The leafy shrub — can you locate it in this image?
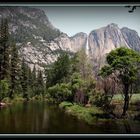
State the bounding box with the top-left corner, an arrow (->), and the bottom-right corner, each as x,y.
89,90 -> 115,113
59,101 -> 73,109
0,80 -> 9,101
2,97 -> 11,104
48,83 -> 72,103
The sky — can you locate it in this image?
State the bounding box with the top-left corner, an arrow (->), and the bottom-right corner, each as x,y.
38,5 -> 140,37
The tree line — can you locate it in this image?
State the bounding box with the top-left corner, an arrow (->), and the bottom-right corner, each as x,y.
0,18 -> 45,101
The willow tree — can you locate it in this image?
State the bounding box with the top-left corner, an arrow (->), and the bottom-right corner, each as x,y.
99,47 -> 140,117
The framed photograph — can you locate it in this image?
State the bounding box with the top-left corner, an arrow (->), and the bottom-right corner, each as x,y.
0,0 -> 140,138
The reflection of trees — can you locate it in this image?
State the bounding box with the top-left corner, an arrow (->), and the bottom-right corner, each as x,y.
123,121 -> 132,133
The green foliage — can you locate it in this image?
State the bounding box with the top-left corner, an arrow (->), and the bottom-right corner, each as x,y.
0,18 -> 10,80
45,53 -> 72,87
59,102 -> 104,125
99,47 -> 140,116
71,72 -> 86,92
99,65 -> 113,77
29,65 -> 37,97
48,83 -> 72,103
100,47 -> 140,84
112,94 -> 140,104
9,43 -> 21,98
0,79 -> 9,101
89,90 -> 114,112
20,58 -> 29,99
36,70 -> 45,96
31,95 -> 44,100
71,48 -> 93,80
2,97 -> 11,104
59,101 -> 73,109
45,49 -> 96,105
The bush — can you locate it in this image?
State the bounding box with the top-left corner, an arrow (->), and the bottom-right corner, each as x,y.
12,95 -> 25,103
59,101 -> 73,109
31,95 -> 44,100
71,73 -> 86,91
89,90 -> 115,113
48,83 -> 72,103
0,79 -> 9,101
2,97 -> 11,104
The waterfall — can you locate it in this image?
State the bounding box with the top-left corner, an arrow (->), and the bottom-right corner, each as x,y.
86,38 -> 89,56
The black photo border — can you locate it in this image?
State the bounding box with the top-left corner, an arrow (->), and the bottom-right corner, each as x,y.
0,0 -> 140,138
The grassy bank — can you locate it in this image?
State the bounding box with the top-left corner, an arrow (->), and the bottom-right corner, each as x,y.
59,101 -> 108,125
111,94 -> 140,119
2,96 -> 25,105
1,95 -> 46,105
112,94 -> 140,104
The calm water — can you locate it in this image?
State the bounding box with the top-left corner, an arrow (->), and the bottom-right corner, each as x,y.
0,101 -> 140,134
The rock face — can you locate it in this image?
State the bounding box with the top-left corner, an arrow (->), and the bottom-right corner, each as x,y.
51,32 -> 87,53
88,23 -> 140,70
121,27 -> 140,52
0,7 -> 140,72
0,7 -> 87,70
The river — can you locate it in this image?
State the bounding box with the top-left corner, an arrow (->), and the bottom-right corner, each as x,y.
0,101 -> 140,134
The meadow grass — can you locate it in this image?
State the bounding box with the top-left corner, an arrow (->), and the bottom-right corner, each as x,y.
112,94 -> 140,104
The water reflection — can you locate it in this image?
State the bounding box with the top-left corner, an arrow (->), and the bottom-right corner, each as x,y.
0,101 -> 140,133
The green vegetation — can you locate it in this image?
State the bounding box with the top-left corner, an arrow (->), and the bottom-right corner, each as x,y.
59,101 -> 73,109
0,18 -> 45,103
112,94 -> 140,104
59,102 -> 104,125
47,83 -> 72,103
0,80 -> 9,101
45,46 -> 140,121
99,47 -> 140,116
1,17 -> 140,126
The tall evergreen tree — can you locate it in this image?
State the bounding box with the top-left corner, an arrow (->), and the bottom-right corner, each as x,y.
20,58 -> 29,100
45,53 -> 71,87
31,65 -> 37,96
0,18 -> 10,80
36,70 -> 44,95
9,43 -> 20,98
0,21 -> 4,80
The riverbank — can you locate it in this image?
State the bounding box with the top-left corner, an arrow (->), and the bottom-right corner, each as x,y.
1,93 -> 140,124
59,96 -> 140,125
59,101 -> 115,125
0,95 -> 46,107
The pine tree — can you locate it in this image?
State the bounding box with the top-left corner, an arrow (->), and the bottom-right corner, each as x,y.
31,65 -> 37,96
0,18 -> 10,80
9,43 -> 20,98
36,70 -> 44,95
0,18 -> 10,81
20,58 -> 29,100
0,20 -> 4,80
27,66 -> 34,97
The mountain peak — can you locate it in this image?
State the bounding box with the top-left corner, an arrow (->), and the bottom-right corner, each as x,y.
71,32 -> 87,38
107,23 -> 119,28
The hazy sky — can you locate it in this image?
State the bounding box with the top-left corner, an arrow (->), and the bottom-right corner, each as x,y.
39,6 -> 140,37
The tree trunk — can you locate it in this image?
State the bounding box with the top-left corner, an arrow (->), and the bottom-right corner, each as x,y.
122,84 -> 129,117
